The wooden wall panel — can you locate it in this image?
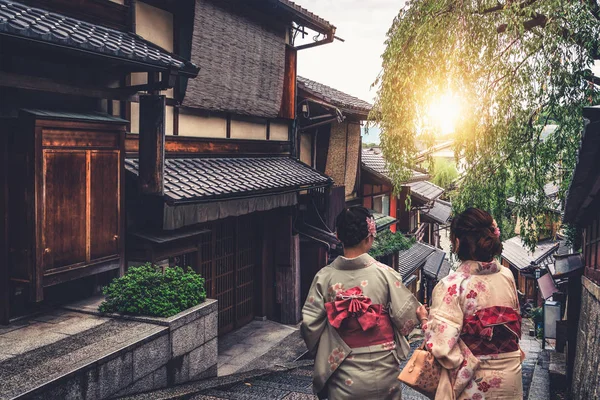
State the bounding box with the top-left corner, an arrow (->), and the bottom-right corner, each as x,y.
42,151 -> 87,272
90,151 -> 120,260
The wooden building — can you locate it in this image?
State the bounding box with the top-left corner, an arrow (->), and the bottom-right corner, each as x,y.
562,106 -> 600,398
500,236 -> 560,305
0,0 -> 199,324
0,0 -> 339,335
295,76 -> 372,303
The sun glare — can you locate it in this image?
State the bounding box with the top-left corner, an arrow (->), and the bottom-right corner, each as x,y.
427,92 -> 462,135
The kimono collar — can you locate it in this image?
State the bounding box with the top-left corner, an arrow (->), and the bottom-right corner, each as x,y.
457,259 -> 501,276
331,253 -> 378,271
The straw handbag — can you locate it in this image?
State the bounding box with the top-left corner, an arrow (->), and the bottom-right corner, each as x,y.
398,342 -> 441,399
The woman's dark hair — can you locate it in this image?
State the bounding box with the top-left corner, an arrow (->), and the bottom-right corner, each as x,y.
336,207 -> 373,248
450,207 -> 502,262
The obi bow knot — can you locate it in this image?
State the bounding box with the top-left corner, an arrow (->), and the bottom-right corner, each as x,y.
325,287 -> 383,331
462,306 -> 521,341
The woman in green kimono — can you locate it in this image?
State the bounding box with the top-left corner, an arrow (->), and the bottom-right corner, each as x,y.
301,207 -> 427,399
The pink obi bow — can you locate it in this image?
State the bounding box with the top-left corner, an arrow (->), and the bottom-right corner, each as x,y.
462,306 -> 521,340
325,287 -> 383,331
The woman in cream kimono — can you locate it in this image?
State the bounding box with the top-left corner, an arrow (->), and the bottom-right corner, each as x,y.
302,207 -> 428,399
422,208 -> 524,400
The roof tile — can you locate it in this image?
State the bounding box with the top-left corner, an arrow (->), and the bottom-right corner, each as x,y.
298,76 -> 372,114
125,157 -> 331,203
0,0 -> 198,75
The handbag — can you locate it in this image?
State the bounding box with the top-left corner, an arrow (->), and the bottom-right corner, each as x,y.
398,341 -> 441,399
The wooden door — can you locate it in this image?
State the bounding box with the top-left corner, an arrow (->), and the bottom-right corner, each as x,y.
235,216 -> 256,328
89,151 -> 120,261
214,219 -> 236,334
42,150 -> 87,272
199,217 -> 258,335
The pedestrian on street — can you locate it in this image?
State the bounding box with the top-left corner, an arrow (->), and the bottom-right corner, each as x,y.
420,207 -> 524,399
301,207 -> 428,400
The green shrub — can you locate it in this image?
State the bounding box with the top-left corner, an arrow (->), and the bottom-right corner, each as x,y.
369,230 -> 415,258
99,263 -> 206,317
531,307 -> 544,324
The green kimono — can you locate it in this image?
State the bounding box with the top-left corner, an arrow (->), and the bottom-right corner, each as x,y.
301,253 -> 421,400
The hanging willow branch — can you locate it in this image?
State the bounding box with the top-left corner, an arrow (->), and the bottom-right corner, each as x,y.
371,0 -> 600,250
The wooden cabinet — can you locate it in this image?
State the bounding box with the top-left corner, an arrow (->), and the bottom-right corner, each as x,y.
6,110 -> 126,302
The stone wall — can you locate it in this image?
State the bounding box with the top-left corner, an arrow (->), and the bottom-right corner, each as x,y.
571,276 -> 600,400
29,299 -> 218,399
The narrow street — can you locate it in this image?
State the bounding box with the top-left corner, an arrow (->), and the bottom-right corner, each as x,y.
120,319 -> 553,400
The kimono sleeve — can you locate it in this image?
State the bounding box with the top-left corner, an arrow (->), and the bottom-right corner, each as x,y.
301,270 -> 328,355
423,276 -> 465,370
384,266 -> 421,336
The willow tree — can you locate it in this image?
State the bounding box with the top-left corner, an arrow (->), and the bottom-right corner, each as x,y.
372,0 -> 600,249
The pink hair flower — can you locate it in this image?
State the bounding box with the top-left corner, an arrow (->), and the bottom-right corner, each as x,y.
367,217 -> 377,238
492,226 -> 501,238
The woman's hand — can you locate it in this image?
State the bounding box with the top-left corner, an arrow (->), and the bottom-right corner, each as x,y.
416,304 -> 429,324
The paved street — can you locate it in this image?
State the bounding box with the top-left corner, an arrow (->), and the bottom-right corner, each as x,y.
120,319 -> 554,400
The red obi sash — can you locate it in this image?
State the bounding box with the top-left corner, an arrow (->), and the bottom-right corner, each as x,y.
461,306 -> 522,356
325,287 -> 394,349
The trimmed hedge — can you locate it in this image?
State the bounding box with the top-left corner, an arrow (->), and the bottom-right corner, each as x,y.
99,263 -> 206,318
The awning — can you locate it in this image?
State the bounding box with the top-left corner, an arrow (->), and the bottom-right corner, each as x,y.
0,0 -> 199,77
126,157 -> 332,204
397,241 -> 436,280
553,253 -> 584,278
538,273 -> 560,300
370,211 -> 397,232
422,248 -> 448,280
126,157 -> 332,229
406,180 -> 444,203
421,199 -> 452,225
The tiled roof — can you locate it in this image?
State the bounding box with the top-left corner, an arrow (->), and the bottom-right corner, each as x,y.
361,149 -> 429,183
407,180 -> 444,203
422,199 -> 452,225
423,248 -> 447,279
371,211 -> 397,231
125,157 -> 331,204
298,76 -> 372,115
438,260 -> 453,280
0,0 -> 199,76
553,253 -> 584,277
277,0 -> 335,31
501,236 -> 560,270
397,242 -> 436,280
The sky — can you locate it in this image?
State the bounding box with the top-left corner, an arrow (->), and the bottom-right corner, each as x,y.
293,1 -> 406,143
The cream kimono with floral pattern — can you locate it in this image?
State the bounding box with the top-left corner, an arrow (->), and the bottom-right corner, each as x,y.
301,253 -> 421,400
424,260 -> 523,400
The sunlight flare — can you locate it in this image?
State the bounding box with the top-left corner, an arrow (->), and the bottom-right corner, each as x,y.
427,92 -> 462,135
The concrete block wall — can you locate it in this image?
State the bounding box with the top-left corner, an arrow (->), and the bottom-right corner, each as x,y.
27,299 -> 218,400
115,299 -> 219,397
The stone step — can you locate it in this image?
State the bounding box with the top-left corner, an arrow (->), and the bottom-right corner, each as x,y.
0,315 -> 166,400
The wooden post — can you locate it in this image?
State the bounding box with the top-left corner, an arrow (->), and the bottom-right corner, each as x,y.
1,134 -> 9,324
138,94 -> 166,195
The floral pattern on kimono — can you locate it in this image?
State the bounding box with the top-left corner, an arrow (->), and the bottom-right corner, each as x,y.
423,260 -> 523,400
301,253 -> 421,399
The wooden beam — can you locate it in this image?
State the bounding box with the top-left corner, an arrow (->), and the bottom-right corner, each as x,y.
279,46 -> 297,119
138,94 -> 166,195
125,135 -> 291,156
0,72 -> 140,101
0,133 -> 9,325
